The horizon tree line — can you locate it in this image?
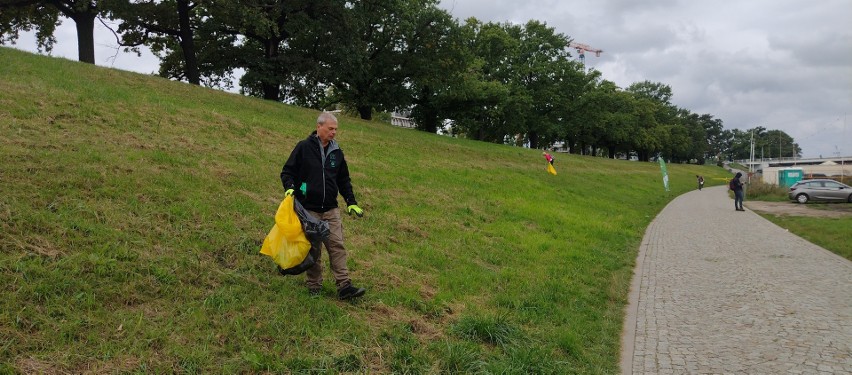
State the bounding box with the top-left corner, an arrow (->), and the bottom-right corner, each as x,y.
0,0 -> 801,162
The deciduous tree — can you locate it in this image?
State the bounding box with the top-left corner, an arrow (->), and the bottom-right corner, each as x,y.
0,0 -> 101,63
106,0 -> 232,86
210,0 -> 341,101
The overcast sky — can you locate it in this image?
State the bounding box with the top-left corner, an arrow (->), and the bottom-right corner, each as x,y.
7,0 -> 851,158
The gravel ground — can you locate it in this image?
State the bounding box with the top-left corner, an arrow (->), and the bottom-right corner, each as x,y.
745,200 -> 852,218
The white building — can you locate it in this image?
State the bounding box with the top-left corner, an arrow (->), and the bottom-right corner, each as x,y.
758,159 -> 852,185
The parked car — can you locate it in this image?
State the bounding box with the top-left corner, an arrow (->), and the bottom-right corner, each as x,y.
788,179 -> 852,203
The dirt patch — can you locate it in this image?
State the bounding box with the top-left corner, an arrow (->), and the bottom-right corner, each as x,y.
745,201 -> 852,218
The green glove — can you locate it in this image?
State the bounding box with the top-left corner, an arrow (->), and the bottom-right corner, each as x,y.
284,189 -> 294,197
347,205 -> 364,217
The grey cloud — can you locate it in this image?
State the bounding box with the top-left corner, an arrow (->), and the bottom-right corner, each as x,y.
770,32 -> 852,68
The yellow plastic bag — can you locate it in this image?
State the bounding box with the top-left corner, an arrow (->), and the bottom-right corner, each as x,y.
547,163 -> 557,175
259,196 -> 311,269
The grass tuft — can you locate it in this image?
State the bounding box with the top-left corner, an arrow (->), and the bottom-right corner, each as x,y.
451,313 -> 519,349
434,340 -> 484,373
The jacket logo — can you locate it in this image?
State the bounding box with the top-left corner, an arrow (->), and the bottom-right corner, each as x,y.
329,153 -> 337,168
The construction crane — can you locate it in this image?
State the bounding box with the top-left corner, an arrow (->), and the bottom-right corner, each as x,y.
569,42 -> 603,67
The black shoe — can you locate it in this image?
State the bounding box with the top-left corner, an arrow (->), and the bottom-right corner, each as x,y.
308,288 -> 321,297
338,285 -> 366,300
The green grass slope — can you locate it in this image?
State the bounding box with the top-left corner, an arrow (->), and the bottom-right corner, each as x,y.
0,47 -> 725,373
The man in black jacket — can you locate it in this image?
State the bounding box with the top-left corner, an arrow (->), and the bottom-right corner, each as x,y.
732,172 -> 745,211
281,112 -> 366,300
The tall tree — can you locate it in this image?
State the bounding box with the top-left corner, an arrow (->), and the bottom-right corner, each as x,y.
403,6 -> 464,133
627,80 -> 673,106
323,0 -> 436,120
728,128 -> 752,161
627,81 -> 678,161
566,79 -> 612,155
718,129 -> 735,162
210,0 -> 341,102
662,120 -> 692,163
505,20 -> 577,149
448,19 -> 516,142
666,109 -> 708,163
107,0 -> 226,86
685,113 -> 709,164
0,3 -> 59,53
599,89 -> 641,159
558,67 -> 601,154
0,0 -> 101,63
630,95 -> 664,161
763,129 -> 801,159
448,19 -> 587,148
698,114 -> 725,162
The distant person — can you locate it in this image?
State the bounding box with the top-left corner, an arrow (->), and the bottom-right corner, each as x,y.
730,172 -> 745,211
280,112 -> 366,300
697,175 -> 705,190
542,151 -> 554,166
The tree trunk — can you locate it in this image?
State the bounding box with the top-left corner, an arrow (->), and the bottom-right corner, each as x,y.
528,131 -> 538,149
72,12 -> 96,64
419,113 -> 438,133
262,83 -> 280,101
261,39 -> 281,100
357,105 -> 372,120
177,0 -> 200,85
416,87 -> 438,133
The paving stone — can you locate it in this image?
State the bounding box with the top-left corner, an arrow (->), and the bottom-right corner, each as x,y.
621,185 -> 852,374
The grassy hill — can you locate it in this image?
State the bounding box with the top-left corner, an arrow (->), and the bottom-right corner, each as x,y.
0,47 -> 725,373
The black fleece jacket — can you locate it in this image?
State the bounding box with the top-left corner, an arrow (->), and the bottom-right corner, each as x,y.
280,132 -> 357,212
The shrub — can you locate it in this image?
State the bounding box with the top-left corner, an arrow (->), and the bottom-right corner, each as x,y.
746,179 -> 790,202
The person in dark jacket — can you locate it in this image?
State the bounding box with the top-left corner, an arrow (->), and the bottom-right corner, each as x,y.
732,172 -> 745,211
281,112 -> 366,300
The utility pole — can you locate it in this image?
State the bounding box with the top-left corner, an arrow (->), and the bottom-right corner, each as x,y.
749,129 -> 755,184
835,112 -> 848,183
793,139 -> 796,164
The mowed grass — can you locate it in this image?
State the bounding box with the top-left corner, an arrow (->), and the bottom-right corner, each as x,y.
755,205 -> 852,261
759,215 -> 852,261
0,47 -> 725,373
742,179 -> 852,260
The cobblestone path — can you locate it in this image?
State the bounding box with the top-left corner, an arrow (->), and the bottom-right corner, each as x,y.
621,185 -> 852,374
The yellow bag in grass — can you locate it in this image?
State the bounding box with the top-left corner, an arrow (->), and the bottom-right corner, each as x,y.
547,163 -> 557,175
260,196 -> 311,269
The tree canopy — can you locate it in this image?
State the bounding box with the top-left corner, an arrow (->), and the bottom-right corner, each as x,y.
1,0 -> 101,63
0,1 -> 800,162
